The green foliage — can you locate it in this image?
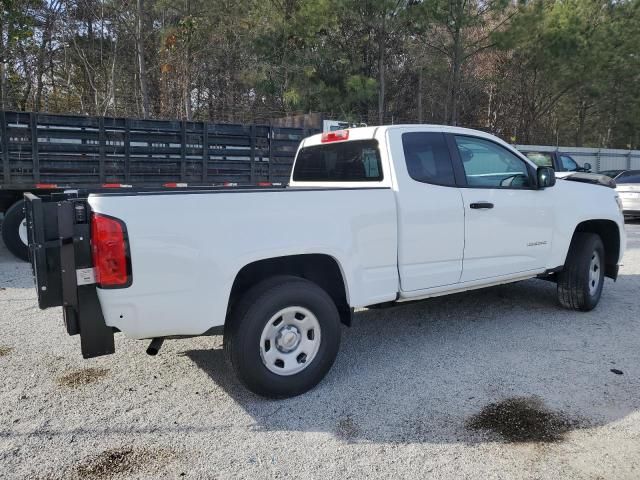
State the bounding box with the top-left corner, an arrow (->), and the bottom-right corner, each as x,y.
491,0 -> 640,145
1,0 -> 639,148
345,75 -> 378,103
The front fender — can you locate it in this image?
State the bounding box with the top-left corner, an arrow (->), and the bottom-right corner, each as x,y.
548,181 -> 625,269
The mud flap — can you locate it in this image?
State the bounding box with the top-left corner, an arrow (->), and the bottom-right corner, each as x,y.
72,287 -> 115,358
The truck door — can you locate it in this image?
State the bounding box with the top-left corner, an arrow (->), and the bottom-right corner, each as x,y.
389,130 -> 465,291
450,134 -> 554,282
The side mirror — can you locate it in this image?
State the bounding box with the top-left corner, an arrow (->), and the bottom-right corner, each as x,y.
583,162 -> 592,172
537,166 -> 556,189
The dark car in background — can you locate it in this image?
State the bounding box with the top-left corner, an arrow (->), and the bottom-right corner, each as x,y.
519,150 -> 591,177
600,170 -> 628,179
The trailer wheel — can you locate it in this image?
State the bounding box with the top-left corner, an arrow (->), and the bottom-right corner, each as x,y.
224,275 -> 341,398
1,200 -> 29,261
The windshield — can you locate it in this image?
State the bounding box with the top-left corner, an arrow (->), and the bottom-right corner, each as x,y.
559,155 -> 579,171
524,152 -> 553,167
293,139 -> 382,182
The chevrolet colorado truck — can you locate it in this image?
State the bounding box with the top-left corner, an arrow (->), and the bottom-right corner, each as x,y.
24,125 -> 626,398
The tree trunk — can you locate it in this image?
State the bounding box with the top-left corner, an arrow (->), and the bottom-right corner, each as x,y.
486,84 -> 493,128
105,37 -> 118,116
183,0 -> 192,120
378,14 -> 386,125
449,27 -> 462,126
0,18 -> 5,110
417,68 -> 423,123
184,70 -> 192,120
136,0 -> 151,119
18,47 -> 31,109
34,20 -> 53,112
576,98 -> 587,147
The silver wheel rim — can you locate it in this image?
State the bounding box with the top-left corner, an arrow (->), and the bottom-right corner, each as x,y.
18,217 -> 28,246
588,250 -> 601,296
259,306 -> 321,376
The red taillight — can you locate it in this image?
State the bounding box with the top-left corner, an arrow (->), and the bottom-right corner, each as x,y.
91,213 -> 131,288
321,129 -> 349,143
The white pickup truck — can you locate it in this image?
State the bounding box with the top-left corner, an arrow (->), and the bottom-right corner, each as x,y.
25,125 -> 625,398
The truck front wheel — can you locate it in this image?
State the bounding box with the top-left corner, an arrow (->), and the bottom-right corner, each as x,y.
2,200 -> 29,262
557,233 -> 605,311
224,275 -> 341,398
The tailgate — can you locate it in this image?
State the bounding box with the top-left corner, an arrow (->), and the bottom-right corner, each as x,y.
24,192 -> 115,358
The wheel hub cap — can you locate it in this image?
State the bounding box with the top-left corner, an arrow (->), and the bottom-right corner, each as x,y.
18,218 -> 28,246
276,325 -> 301,353
259,306 -> 321,376
589,250 -> 601,296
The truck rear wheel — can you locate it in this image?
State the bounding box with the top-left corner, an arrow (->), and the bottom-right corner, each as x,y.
224,275 -> 341,398
557,233 -> 605,311
1,200 -> 29,262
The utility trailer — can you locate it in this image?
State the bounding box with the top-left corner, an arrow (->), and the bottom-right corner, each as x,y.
0,110 -> 316,260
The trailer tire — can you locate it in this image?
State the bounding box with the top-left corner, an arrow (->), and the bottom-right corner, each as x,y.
2,200 -> 29,262
224,275 -> 341,398
557,232 -> 605,311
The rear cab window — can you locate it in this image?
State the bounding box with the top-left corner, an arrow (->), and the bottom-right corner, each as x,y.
292,140 -> 383,182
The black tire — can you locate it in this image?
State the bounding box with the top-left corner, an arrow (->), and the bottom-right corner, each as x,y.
224,275 -> 341,398
1,200 -> 29,262
557,233 -> 605,311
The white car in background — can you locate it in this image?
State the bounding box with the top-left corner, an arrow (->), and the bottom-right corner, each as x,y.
613,170 -> 640,218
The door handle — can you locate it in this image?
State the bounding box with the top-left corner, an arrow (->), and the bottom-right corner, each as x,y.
470,202 -> 494,209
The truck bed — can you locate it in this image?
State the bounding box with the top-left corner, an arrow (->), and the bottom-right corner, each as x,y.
25,185 -> 399,356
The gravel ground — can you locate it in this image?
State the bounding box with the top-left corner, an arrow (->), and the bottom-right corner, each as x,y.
1,221 -> 640,479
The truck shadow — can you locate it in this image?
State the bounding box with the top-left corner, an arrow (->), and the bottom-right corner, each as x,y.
184,274 -> 640,445
0,245 -> 34,289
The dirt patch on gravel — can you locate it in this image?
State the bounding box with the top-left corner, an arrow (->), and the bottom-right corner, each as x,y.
0,345 -> 14,356
57,367 -> 109,388
336,416 -> 360,441
466,396 -> 580,443
74,447 -> 173,479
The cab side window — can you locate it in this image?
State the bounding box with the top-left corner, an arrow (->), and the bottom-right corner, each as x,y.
402,132 -> 456,187
454,135 -> 531,189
